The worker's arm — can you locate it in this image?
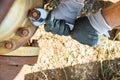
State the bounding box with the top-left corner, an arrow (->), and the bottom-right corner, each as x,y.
102,1 -> 120,28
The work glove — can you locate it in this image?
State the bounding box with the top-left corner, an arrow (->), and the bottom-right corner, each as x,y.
73,9 -> 112,46
70,16 -> 100,46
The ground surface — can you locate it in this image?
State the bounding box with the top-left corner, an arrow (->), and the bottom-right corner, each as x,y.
25,0 -> 120,80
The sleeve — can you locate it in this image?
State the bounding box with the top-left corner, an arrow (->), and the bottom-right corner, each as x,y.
52,0 -> 84,24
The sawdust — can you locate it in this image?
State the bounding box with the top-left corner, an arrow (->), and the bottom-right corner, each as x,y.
26,25 -> 120,80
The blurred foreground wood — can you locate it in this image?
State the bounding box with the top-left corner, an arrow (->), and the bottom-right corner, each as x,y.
25,58 -> 120,80
0,47 -> 39,80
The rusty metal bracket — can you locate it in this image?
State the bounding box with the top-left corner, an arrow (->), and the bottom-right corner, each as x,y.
0,0 -> 43,55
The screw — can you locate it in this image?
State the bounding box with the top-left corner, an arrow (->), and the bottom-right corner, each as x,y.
29,9 -> 41,20
18,28 -> 29,37
5,41 -> 14,49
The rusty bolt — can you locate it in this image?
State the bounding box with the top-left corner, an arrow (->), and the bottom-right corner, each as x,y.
18,28 -> 29,37
29,9 -> 41,20
5,41 -> 14,49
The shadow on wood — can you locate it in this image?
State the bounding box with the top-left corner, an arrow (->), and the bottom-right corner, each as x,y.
25,58 -> 120,80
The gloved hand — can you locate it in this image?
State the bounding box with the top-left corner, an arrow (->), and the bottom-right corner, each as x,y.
44,0 -> 112,46
45,12 -> 100,46
72,9 -> 112,46
45,9 -> 112,46
70,16 -> 99,46
71,16 -> 102,46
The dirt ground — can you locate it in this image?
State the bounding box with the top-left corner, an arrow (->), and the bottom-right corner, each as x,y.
25,0 -> 120,80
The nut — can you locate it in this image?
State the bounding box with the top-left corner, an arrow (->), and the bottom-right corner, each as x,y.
5,41 -> 14,49
29,9 -> 41,20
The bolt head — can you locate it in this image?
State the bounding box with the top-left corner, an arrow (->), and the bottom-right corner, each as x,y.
18,28 -> 29,37
29,9 -> 41,20
22,29 -> 29,36
5,41 -> 13,49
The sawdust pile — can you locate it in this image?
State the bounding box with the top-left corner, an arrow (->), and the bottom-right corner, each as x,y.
33,26 -> 120,68
26,26 -> 120,80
